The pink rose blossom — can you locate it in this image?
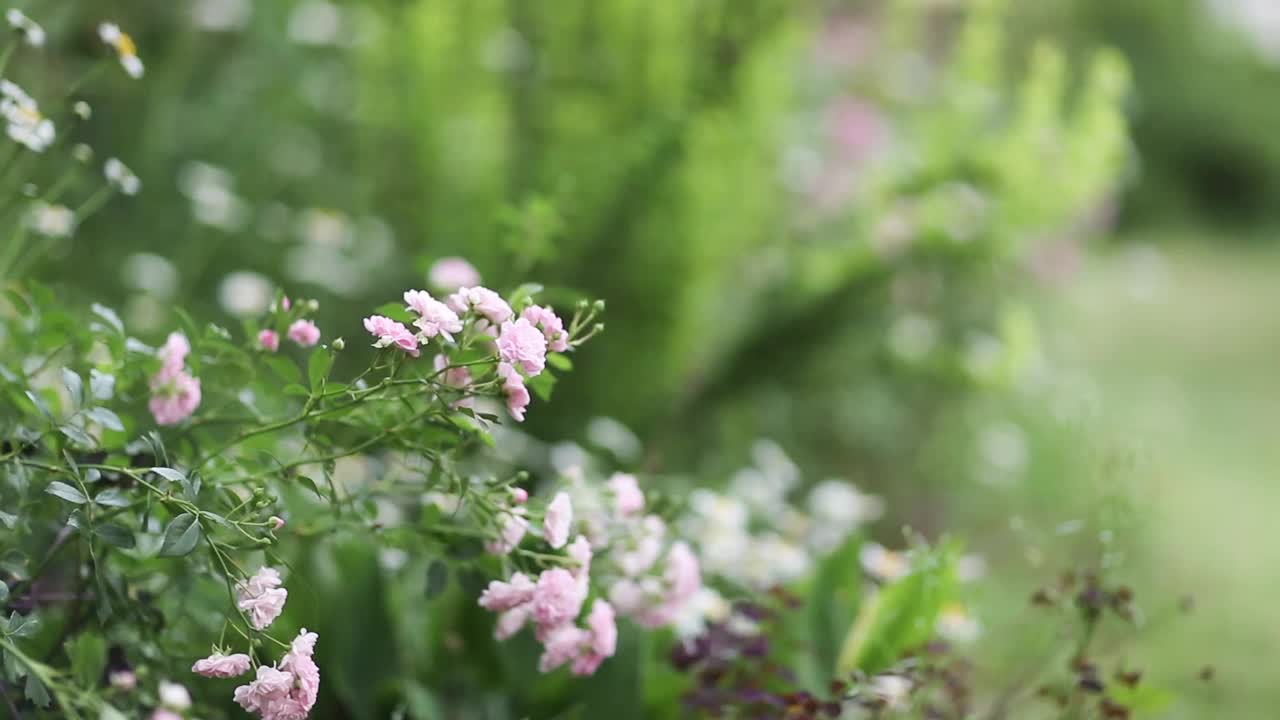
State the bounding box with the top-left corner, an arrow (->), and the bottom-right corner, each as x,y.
257,329 -> 280,352
571,600 -> 618,676
478,572 -> 536,612
445,286 -> 512,324
566,535 -> 592,578
494,606 -> 530,640
607,578 -> 645,616
429,257 -> 481,291
280,629 -> 320,715
521,305 -> 569,353
543,492 -> 572,549
532,568 -> 586,628
236,566 -> 288,630
149,371 -> 202,426
497,318 -> 547,376
192,652 -> 252,678
485,509 -> 528,555
608,473 -> 645,516
538,623 -> 589,673
157,332 -> 191,380
635,541 -> 702,628
404,289 -> 463,342
233,665 -> 293,715
500,366 -> 531,422
281,295 -> 291,311
287,319 -> 320,347
363,315 -> 420,357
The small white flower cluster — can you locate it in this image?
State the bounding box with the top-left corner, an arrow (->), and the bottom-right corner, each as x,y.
1,79 -> 54,152
680,440 -> 885,591
6,9 -> 44,47
98,22 -> 144,78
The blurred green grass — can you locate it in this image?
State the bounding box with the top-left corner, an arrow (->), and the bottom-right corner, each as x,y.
1051,232 -> 1280,719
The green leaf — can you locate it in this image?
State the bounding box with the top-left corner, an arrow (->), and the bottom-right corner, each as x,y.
59,424 -> 96,448
547,352 -> 574,371
150,467 -> 186,484
93,488 -> 132,508
8,611 -> 39,637
805,537 -> 866,676
67,632 -> 107,688
99,705 -> 129,720
94,523 -> 135,549
46,481 -> 88,505
24,390 -> 52,420
25,673 -> 51,708
297,475 -> 326,501
62,368 -> 84,407
0,581 -> 7,606
264,356 -> 303,385
507,282 -> 545,307
158,514 -> 202,557
84,407 -> 124,432
526,370 -> 557,402
89,369 -> 115,400
308,347 -> 333,392
283,384 -> 310,397
425,560 -> 449,599
90,303 -> 124,334
836,540 -> 961,674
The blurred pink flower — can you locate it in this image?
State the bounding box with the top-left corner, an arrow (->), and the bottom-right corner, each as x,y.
635,541 -> 702,628
149,371 -> 201,426
287,319 -> 320,347
538,623 -> 588,673
280,630 -> 319,715
494,606 -> 531,640
446,286 -> 512,324
608,473 -> 644,516
521,305 -> 569,353
571,600 -> 617,676
478,572 -> 536,612
236,566 -> 288,630
157,332 -> 191,380
532,568 -> 586,628
429,257 -> 480,291
192,652 -> 252,678
543,492 -> 572,549
497,318 -> 547,376
150,711 -> 182,720
485,508 -> 528,555
566,535 -> 592,578
500,365 -> 530,422
404,289 -> 462,341
362,315 -> 420,357
232,666 -> 293,717
432,354 -> 473,408
257,329 -> 280,352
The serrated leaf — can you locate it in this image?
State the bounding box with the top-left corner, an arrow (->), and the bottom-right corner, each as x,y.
45,481 -> 87,504
308,347 -> 333,392
158,514 -> 201,557
0,510 -> 17,528
546,353 -> 573,371
149,467 -> 186,483
89,369 -> 115,400
8,611 -> 39,637
297,475 -> 326,500
90,303 -> 124,334
62,368 -> 84,407
526,371 -> 556,402
94,523 -> 135,549
25,673 -> 50,707
67,633 -> 107,688
23,390 -> 52,420
93,488 -> 132,508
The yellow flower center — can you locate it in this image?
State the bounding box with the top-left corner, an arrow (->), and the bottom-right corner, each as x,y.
115,33 -> 137,58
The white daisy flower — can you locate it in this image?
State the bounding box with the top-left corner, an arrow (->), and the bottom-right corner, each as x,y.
0,79 -> 54,151
104,158 -> 141,195
28,202 -> 75,238
859,542 -> 911,583
936,602 -> 981,644
6,9 -> 45,47
98,22 -> 144,78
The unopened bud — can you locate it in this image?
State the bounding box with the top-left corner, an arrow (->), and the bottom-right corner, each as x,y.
510,487 -> 528,505
108,670 -> 136,691
306,299 -> 320,312
592,300 -> 605,313
268,516 -> 285,531
73,101 -> 91,120
72,144 -> 93,163
331,337 -> 345,351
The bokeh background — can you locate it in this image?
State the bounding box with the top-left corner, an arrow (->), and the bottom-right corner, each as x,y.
13,0 -> 1278,717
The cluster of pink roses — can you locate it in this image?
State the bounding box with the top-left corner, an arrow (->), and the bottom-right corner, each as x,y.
191,567 -> 319,720
148,333 -> 202,426
477,474 -> 702,675
256,296 -> 321,352
361,279 -> 570,422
